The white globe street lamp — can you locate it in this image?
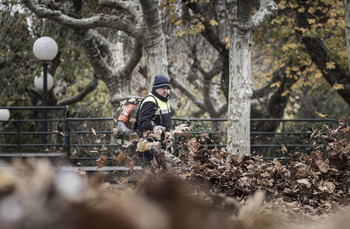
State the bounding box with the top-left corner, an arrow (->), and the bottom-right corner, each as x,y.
34,72 -> 54,91
33,36 -> 58,105
33,36 -> 58,147
0,109 -> 10,121
33,36 -> 58,61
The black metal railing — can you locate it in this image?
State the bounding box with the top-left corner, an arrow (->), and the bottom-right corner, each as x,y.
0,106 -> 68,157
0,106 -> 338,162
172,117 -> 338,159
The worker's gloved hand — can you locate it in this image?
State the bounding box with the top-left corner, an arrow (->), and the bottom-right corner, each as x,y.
150,145 -> 159,154
153,125 -> 166,131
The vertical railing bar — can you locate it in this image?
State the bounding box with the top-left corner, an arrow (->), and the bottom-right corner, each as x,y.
63,107 -> 67,153
65,105 -> 71,160
281,120 -> 286,154
17,109 -> 21,153
173,118 -> 177,156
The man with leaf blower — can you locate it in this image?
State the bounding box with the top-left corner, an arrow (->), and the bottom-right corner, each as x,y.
137,74 -> 173,166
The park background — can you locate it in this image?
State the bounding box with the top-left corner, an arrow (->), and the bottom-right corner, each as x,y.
1,1 -> 350,228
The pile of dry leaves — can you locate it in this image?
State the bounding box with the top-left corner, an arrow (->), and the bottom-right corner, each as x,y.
110,118 -> 350,217
172,118 -> 350,216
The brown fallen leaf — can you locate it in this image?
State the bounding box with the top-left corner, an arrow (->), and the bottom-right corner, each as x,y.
100,145 -> 108,152
91,128 -> 97,135
126,160 -> 135,173
116,151 -> 132,162
54,130 -> 69,136
96,154 -> 107,169
315,111 -> 327,119
71,148 -> 78,158
136,140 -> 153,152
187,138 -> 200,153
315,158 -> 329,173
281,144 -> 288,154
171,124 -> 190,135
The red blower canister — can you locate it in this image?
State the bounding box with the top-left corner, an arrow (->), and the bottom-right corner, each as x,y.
117,104 -> 137,124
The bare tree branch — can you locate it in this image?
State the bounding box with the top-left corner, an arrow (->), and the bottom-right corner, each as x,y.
98,0 -> 142,24
251,0 -> 278,34
78,29 -> 112,77
139,0 -> 164,50
22,0 -> 145,40
57,76 -> 99,106
200,59 -> 223,117
170,76 -> 206,110
199,57 -> 222,81
121,40 -> 143,77
182,0 -> 226,54
217,103 -> 228,116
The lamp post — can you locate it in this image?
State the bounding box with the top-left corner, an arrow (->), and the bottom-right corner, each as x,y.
33,36 -> 58,146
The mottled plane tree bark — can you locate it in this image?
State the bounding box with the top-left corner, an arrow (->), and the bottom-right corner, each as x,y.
225,0 -> 278,157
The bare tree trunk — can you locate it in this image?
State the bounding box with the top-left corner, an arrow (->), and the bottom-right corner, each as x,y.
226,0 -> 278,157
144,36 -> 168,90
227,26 -> 253,157
140,0 -> 168,89
344,0 -> 350,72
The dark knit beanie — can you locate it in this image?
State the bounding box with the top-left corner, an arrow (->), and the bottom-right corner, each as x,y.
153,75 -> 170,89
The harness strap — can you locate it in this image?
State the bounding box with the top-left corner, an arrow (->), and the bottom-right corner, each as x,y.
141,94 -> 163,126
